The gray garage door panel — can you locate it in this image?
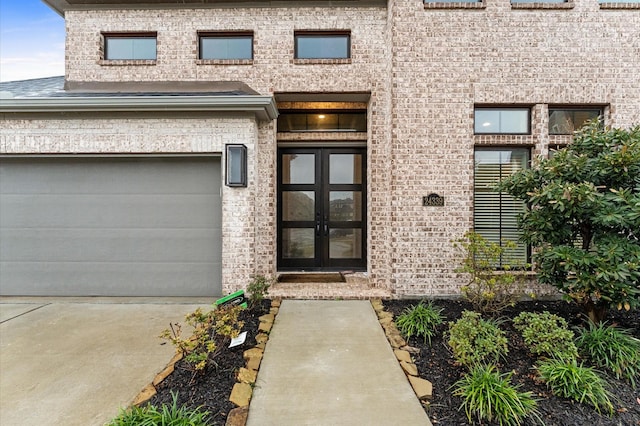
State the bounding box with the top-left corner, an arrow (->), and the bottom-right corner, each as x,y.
0,157 -> 222,297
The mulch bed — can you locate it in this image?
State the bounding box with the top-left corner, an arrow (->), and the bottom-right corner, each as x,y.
146,298 -> 639,426
384,299 -> 640,426
147,300 -> 271,426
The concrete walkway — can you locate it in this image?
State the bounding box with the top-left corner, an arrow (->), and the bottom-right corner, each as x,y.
247,300 -> 432,426
0,298 -> 207,426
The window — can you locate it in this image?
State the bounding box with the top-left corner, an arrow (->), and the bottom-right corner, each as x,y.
199,32 -> 253,60
474,148 -> 530,265
294,32 -> 350,59
548,107 -> 602,135
511,0 -> 567,3
277,111 -> 366,132
474,108 -> 530,134
103,33 -> 157,60
424,0 -> 481,2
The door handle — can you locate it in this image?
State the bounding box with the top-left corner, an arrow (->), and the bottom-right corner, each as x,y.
324,216 -> 329,236
316,220 -> 321,236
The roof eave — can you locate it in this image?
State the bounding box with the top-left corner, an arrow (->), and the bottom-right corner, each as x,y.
0,95 -> 279,121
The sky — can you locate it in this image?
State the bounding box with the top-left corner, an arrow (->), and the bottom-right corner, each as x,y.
0,0 -> 65,82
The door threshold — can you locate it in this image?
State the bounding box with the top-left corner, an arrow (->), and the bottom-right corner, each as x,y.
277,272 -> 346,283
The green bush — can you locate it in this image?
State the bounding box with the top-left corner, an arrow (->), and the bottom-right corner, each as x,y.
448,310 -> 508,368
246,274 -> 273,309
513,311 -> 578,361
160,304 -> 244,373
108,392 -> 210,426
576,322 -> 640,388
453,232 -> 531,316
536,357 -> 614,415
395,300 -> 444,345
453,364 -> 541,426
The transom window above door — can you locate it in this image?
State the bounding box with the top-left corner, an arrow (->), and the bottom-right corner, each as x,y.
294,31 -> 351,59
102,32 -> 157,60
199,32 -> 253,60
278,111 -> 366,132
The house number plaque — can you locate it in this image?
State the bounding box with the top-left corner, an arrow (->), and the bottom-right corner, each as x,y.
423,193 -> 445,207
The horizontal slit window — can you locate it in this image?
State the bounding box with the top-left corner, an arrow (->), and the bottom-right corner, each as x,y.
277,112 -> 366,132
199,32 -> 253,60
474,107 -> 530,134
103,33 -> 157,60
294,32 -> 350,59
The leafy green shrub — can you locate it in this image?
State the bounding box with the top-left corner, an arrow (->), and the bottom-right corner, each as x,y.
513,311 -> 578,361
160,304 -> 244,373
453,232 -> 531,316
108,392 -> 210,426
395,300 -> 444,345
246,274 -> 273,309
448,310 -> 508,368
536,357 -> 614,415
576,322 -> 640,388
453,364 -> 541,426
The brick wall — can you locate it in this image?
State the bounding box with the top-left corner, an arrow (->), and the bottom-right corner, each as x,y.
6,0 -> 639,297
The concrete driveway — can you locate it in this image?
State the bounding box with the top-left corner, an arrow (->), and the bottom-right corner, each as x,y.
0,297 -> 209,426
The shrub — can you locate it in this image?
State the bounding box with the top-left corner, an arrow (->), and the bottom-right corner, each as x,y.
395,300 -> 444,345
576,322 -> 640,388
453,232 -> 531,316
513,311 -> 578,361
160,304 -> 244,373
453,364 -> 541,426
448,310 -> 508,368
246,274 -> 273,309
536,357 -> 614,415
108,392 -> 210,426
498,121 -> 640,323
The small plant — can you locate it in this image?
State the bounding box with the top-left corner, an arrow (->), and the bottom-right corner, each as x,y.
395,300 -> 444,345
107,391 -> 210,425
453,364 -> 541,426
453,232 -> 531,316
160,304 -> 244,374
576,321 -> 640,388
246,274 -> 273,309
536,357 -> 614,415
513,311 -> 578,361
447,310 -> 508,368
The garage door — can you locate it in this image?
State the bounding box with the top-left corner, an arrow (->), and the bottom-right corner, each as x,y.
0,157 -> 222,296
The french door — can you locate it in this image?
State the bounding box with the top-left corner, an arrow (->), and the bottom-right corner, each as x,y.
277,148 -> 366,270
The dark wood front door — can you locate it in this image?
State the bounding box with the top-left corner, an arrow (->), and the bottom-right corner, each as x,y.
277,148 -> 366,270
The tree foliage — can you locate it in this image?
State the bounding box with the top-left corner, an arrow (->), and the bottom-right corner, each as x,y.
499,120 -> 640,322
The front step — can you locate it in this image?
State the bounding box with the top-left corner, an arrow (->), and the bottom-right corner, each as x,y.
270,272 -> 391,300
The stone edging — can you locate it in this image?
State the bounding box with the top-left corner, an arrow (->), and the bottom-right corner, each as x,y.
370,299 -> 433,402
128,299 -> 282,426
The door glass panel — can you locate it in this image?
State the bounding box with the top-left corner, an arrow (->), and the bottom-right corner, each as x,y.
282,228 -> 315,258
329,191 -> 362,221
282,154 -> 315,184
329,229 -> 362,259
330,154 -> 362,184
282,191 -> 315,221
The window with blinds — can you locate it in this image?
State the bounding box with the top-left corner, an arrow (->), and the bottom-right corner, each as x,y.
474,148 -> 530,266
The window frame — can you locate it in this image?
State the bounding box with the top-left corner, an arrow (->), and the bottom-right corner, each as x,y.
294,31 -> 351,60
102,32 -> 157,61
277,110 -> 367,133
548,106 -> 603,135
198,31 -> 254,61
474,107 -> 531,135
474,147 -> 531,267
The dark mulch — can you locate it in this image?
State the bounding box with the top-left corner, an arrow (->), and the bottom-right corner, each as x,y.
384,299 -> 640,426
148,300 -> 271,426
146,298 -> 639,426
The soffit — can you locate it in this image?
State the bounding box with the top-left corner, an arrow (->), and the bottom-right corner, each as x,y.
43,0 -> 387,15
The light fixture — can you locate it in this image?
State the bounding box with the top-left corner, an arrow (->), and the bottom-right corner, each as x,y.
318,114 -> 326,119
225,144 -> 247,187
